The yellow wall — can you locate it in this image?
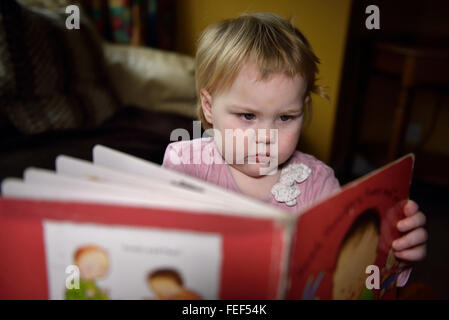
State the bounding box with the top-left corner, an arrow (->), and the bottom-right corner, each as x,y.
175,0 -> 352,163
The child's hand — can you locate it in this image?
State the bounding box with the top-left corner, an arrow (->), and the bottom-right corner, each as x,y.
392,200 -> 427,262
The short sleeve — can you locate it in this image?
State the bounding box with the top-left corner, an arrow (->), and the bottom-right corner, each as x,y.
318,166 -> 341,199
306,163 -> 341,206
162,140 -> 208,179
162,142 -> 189,174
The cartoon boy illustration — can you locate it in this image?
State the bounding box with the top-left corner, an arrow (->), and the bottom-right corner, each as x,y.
379,249 -> 400,298
147,268 -> 202,300
332,210 -> 380,300
302,272 -> 325,300
65,245 -> 109,300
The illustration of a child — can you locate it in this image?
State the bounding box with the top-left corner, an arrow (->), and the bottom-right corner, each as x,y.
65,245 -> 109,300
332,210 -> 380,299
162,13 -> 427,288
147,269 -> 202,300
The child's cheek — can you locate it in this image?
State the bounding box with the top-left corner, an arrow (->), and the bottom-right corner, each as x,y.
219,131 -> 250,164
277,131 -> 301,164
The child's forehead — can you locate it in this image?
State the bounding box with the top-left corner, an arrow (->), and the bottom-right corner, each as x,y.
221,62 -> 306,99
237,60 -> 264,78
235,60 -> 302,84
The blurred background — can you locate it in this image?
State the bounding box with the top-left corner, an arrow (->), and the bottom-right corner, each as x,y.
0,0 -> 448,299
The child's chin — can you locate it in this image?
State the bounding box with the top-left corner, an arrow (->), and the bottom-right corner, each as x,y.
239,163 -> 277,177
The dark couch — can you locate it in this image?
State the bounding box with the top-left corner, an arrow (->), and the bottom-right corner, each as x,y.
0,1 -> 199,182
0,107 -> 198,181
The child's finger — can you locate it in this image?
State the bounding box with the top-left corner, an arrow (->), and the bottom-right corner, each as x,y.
394,244 -> 427,262
392,227 -> 428,251
403,199 -> 419,217
397,211 -> 426,232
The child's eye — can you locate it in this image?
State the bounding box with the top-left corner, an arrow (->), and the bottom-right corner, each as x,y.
279,115 -> 293,121
240,113 -> 255,120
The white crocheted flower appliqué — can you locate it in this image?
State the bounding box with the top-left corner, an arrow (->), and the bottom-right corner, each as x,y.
271,163 -> 311,207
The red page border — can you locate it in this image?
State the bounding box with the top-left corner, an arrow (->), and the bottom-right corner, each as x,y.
0,198 -> 285,300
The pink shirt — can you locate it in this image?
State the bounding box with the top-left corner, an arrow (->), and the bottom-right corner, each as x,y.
162,137 -> 340,214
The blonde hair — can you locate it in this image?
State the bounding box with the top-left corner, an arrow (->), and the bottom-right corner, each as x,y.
195,12 -> 327,130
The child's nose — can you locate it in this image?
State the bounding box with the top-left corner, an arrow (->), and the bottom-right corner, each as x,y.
255,128 -> 277,144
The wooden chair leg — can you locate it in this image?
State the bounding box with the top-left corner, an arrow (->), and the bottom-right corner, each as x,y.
387,56 -> 416,162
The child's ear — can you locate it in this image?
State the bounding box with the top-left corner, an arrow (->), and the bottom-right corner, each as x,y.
200,89 -> 213,125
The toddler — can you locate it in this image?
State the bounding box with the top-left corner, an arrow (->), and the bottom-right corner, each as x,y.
162,13 -> 427,289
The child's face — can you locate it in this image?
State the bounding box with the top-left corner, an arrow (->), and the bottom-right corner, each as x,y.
201,60 -> 307,177
76,249 -> 109,281
150,276 -> 182,298
332,221 -> 379,299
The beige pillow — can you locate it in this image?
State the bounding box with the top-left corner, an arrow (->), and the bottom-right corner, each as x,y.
104,43 -> 197,119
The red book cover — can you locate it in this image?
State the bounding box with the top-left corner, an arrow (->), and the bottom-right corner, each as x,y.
0,199 -> 286,300
0,154 -> 414,300
287,154 -> 414,300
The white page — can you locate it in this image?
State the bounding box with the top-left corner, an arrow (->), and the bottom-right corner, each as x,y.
2,172 -> 216,213
2,178 -> 159,208
20,168 -> 259,214
2,176 -> 208,211
44,220 -> 222,300
2,167 -> 280,218
55,155 -> 233,209
92,145 -> 286,217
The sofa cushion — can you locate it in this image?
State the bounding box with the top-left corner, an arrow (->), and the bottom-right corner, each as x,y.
0,0 -> 120,135
104,43 -> 197,119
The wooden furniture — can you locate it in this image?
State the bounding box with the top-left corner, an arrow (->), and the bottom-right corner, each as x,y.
370,42 -> 449,162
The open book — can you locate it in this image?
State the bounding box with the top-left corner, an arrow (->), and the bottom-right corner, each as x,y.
0,145 -> 414,300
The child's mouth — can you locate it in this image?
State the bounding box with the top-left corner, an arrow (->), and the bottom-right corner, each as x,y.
248,154 -> 271,164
